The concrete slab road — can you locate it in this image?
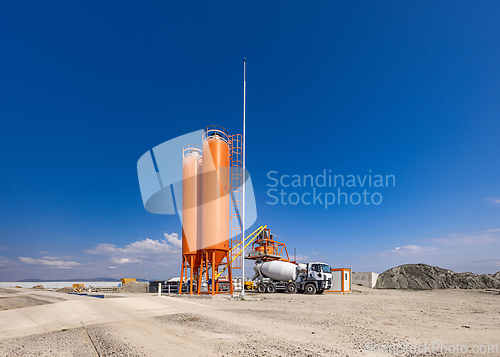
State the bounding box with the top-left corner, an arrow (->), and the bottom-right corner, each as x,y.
0,288 -> 212,340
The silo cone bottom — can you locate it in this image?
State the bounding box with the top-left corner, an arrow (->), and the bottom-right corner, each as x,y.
202,250 -> 233,296
179,254 -> 201,295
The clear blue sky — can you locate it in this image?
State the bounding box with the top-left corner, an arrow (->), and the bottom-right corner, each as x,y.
1,1 -> 499,280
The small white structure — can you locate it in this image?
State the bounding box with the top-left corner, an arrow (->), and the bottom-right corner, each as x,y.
233,278 -> 242,292
328,268 -> 351,292
352,272 -> 379,288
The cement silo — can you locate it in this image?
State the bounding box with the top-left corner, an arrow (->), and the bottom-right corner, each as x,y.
196,151 -> 204,295
180,145 -> 202,295
202,125 -> 231,295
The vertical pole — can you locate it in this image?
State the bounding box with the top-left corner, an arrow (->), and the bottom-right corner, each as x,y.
195,267 -> 199,295
179,257 -> 184,295
348,268 -> 351,292
228,254 -> 233,295
241,58 -> 246,297
211,251 -> 216,296
197,258 -> 202,295
205,252 -> 209,291
158,282 -> 161,296
189,256 -> 194,295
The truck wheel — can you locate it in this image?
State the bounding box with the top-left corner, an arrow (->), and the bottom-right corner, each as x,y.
266,283 -> 276,293
286,283 -> 296,294
257,283 -> 266,293
304,283 -> 316,295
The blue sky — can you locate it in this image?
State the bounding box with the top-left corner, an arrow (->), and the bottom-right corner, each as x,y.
1,1 -> 499,280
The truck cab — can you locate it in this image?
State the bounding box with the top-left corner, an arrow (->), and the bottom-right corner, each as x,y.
296,262 -> 332,294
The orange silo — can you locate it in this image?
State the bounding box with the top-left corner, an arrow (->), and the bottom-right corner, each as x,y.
201,125 -> 232,295
180,145 -> 202,295
196,154 -> 204,295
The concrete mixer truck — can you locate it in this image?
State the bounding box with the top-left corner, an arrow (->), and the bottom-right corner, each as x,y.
251,260 -> 332,294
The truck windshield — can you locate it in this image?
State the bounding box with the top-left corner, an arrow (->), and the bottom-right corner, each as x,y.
321,265 -> 331,273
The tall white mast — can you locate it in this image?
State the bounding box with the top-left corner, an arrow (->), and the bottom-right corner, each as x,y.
241,58 -> 246,296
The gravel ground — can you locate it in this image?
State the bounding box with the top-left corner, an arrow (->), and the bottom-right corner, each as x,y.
0,325 -> 146,357
86,324 -> 145,357
155,313 -> 344,356
0,328 -> 96,357
0,287 -> 498,356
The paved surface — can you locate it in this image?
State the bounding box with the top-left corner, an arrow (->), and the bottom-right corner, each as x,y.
0,288 -> 212,340
0,288 -> 67,311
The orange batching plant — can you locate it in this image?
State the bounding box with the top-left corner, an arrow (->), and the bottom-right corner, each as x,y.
180,125 -> 243,296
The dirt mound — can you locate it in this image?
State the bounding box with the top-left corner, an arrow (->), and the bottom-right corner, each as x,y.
32,285 -> 44,289
375,264 -> 500,290
56,287 -> 76,293
119,281 -> 148,293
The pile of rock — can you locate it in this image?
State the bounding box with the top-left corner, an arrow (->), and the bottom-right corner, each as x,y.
119,281 -> 148,293
32,285 -> 44,289
56,287 -> 76,293
375,264 -> 500,290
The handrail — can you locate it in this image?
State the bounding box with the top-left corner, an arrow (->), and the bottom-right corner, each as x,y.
202,125 -> 229,144
215,225 -> 267,279
182,144 -> 202,159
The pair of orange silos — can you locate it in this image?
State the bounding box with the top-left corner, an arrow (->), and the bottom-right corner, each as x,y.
181,126 -> 231,295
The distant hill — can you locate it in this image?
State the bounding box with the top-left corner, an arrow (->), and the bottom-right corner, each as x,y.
15,278 -> 121,282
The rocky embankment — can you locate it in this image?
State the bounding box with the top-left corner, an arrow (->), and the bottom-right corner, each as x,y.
375,263 -> 500,290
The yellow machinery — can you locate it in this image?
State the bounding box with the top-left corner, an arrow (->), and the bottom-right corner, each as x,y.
244,281 -> 254,290
72,284 -> 84,292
